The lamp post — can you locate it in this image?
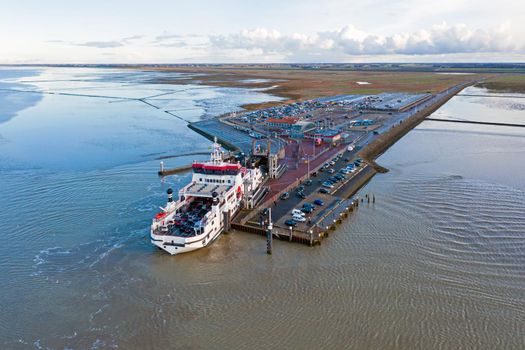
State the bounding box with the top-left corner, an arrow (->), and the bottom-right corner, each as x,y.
307,155 -> 310,180
266,208 -> 273,255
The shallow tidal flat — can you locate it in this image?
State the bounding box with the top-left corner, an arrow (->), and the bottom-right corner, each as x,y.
0,67 -> 523,349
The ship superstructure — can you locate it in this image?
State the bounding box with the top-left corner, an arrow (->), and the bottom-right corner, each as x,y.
151,138 -> 264,255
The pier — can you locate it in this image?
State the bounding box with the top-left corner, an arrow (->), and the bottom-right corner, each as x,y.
425,118 -> 525,128
457,93 -> 525,99
158,164 -> 193,176
160,81 -> 475,248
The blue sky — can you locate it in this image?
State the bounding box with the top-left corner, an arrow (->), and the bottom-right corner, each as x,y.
1,0 -> 524,63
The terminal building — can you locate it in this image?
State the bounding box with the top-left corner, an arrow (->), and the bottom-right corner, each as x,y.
266,117 -> 299,129
266,117 -> 316,138
305,129 -> 343,145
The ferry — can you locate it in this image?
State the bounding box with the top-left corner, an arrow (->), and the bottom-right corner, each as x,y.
150,138 -> 265,255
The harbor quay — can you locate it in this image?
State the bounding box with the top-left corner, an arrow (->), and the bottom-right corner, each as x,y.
161,82 -> 475,248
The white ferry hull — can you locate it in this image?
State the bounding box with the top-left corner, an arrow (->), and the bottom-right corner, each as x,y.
150,138 -> 264,256
150,224 -> 223,255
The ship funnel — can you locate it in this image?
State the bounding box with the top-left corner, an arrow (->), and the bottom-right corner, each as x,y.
167,188 -> 173,202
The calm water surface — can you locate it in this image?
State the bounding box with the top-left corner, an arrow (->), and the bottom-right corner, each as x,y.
0,69 -> 524,349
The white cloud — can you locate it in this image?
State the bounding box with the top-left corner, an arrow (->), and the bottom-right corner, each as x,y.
48,36 -> 144,49
209,23 -> 523,59
38,22 -> 525,63
77,41 -> 123,48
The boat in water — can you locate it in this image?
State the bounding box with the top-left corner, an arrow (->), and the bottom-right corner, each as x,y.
150,138 -> 265,255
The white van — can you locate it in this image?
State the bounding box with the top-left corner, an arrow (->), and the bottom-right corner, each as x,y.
292,214 -> 306,222
292,209 -> 305,216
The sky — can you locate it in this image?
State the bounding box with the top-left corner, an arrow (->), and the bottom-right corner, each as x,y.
1,0 -> 524,63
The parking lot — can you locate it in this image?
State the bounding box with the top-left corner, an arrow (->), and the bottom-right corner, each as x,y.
266,149 -> 367,231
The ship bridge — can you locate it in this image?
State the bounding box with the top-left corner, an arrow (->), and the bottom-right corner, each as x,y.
191,162 -> 241,176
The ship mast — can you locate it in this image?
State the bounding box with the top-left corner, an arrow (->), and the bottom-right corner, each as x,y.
210,136 -> 223,164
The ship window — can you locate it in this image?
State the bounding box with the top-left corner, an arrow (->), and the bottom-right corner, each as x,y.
200,178 -> 202,181
228,180 -> 231,183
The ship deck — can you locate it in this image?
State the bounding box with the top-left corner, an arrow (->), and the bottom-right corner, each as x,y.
183,182 -> 232,197
154,197 -> 214,238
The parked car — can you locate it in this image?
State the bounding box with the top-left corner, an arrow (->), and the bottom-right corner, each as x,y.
284,219 -> 297,227
305,179 -> 313,185
328,169 -> 335,174
280,192 -> 290,200
314,199 -> 324,206
301,206 -> 313,214
297,185 -> 305,192
292,215 -> 306,222
303,203 -> 315,210
319,188 -> 330,194
322,182 -> 334,188
297,192 -> 306,199
292,209 -> 305,216
311,172 -> 318,177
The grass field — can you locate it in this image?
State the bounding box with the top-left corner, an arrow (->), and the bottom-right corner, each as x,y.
476,74 -> 525,94
144,66 -> 487,110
